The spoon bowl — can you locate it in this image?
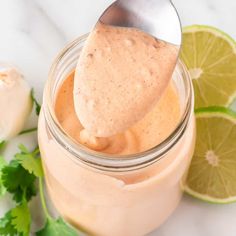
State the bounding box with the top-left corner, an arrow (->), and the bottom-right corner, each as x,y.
99,0 -> 182,46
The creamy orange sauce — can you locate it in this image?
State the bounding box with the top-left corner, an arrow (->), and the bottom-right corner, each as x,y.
55,72 -> 180,155
73,22 -> 178,137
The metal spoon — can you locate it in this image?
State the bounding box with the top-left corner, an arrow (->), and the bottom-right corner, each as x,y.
99,0 -> 182,46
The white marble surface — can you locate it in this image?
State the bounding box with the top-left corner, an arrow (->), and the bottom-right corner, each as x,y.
0,0 -> 236,235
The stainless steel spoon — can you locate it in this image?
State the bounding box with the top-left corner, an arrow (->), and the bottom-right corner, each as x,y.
99,0 -> 182,46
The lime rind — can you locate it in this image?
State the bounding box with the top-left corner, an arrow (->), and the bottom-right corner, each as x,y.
195,106 -> 236,118
184,106 -> 236,204
185,185 -> 236,204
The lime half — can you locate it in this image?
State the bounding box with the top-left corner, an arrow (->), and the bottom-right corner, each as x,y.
181,25 -> 236,108
185,107 -> 236,203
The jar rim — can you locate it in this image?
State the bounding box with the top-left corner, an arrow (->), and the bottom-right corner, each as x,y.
44,34 -> 194,172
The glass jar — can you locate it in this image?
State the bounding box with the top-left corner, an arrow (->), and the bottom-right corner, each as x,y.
38,34 -> 195,236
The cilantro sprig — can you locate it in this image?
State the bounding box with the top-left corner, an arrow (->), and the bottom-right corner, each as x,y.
0,145 -> 79,236
31,89 -> 41,116
0,145 -> 38,236
2,160 -> 37,203
19,127 -> 38,136
0,196 -> 31,236
0,141 -> 6,151
0,156 -> 7,196
36,217 -> 78,236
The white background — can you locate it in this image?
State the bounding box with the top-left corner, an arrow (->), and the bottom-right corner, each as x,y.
0,0 -> 236,235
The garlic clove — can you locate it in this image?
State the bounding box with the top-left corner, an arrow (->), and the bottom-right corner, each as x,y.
0,64 -> 32,140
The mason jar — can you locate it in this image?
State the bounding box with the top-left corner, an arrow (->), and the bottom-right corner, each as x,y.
38,34 -> 195,236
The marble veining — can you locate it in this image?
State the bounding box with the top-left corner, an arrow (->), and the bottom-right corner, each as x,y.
0,1 -> 235,235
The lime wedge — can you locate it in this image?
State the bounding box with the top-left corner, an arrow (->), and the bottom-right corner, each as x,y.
185,107 -> 236,203
181,25 -> 236,108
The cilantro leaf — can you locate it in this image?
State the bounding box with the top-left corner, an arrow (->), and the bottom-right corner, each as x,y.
0,156 -> 7,169
36,218 -> 78,236
0,141 -> 6,151
15,145 -> 43,178
2,160 -> 37,203
0,202 -> 30,236
11,201 -> 31,236
0,156 -> 7,196
0,211 -> 18,236
18,144 -> 29,153
31,89 -> 41,116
